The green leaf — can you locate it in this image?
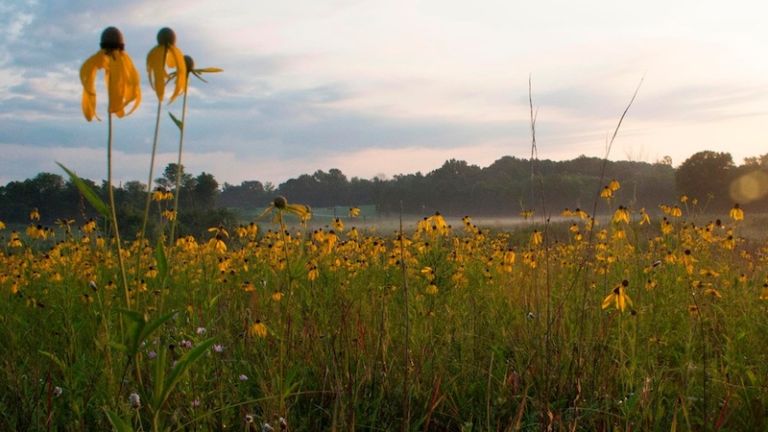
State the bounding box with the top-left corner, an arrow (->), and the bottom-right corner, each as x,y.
168,112 -> 183,131
57,162 -> 109,218
155,241 -> 169,281
117,308 -> 145,325
152,346 -> 168,409
137,310 -> 177,349
159,338 -> 216,408
208,294 -> 221,309
105,409 -> 134,432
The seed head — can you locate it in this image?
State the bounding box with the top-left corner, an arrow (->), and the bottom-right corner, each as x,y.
100,27 -> 125,51
156,27 -> 176,46
273,196 -> 288,209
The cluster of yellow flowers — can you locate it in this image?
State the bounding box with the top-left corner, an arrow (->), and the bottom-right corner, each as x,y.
1,196 -> 760,344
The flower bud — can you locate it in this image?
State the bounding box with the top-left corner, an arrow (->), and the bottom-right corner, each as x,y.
184,55 -> 195,71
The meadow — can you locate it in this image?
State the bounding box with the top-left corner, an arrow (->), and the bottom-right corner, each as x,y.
3,25 -> 768,432
2,197 -> 768,431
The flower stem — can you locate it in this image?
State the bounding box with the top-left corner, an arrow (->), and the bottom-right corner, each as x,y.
107,113 -> 131,309
168,76 -> 190,249
136,47 -> 168,281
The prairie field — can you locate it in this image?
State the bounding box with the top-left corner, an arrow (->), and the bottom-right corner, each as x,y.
2,201 -> 768,431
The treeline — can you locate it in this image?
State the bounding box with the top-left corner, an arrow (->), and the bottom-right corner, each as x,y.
0,164 -> 236,239
2,151 -> 768,236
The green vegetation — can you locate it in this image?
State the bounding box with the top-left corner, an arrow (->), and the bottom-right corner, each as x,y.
2,192 -> 768,430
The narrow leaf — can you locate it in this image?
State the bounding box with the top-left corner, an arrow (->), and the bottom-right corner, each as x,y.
160,338 -> 216,408
155,241 -> 169,281
116,309 -> 147,355
57,162 -> 109,217
137,310 -> 177,347
152,346 -> 168,409
168,112 -> 183,130
105,409 -> 135,432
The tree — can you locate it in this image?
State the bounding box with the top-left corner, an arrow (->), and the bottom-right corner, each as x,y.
156,163 -> 193,190
192,172 -> 219,210
676,151 -> 734,209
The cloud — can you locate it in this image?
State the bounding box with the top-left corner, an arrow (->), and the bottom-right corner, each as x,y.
2,0 -> 768,186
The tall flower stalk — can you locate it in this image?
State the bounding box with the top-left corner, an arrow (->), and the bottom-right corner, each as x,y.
167,56 -> 222,248
80,26 -> 141,309
137,28 -> 186,281
167,60 -> 190,248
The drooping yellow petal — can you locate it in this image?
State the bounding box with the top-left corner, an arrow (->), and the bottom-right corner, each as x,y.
601,293 -> 614,310
79,51 -> 107,121
195,67 -> 223,73
108,52 -> 127,116
286,203 -> 311,220
121,52 -> 141,115
146,44 -> 167,101
167,45 -> 186,103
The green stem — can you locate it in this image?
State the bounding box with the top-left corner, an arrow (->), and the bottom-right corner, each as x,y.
136,48 -> 167,282
107,113 -> 131,310
168,76 -> 190,249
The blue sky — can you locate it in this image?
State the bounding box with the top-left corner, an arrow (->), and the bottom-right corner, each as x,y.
1,0 -> 767,185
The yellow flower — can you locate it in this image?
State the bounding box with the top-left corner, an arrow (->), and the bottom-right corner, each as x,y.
426,284 -> 439,295
0,220 -> 5,230
608,179 -> 621,192
29,208 -> 40,221
612,206 -> 630,224
146,27 -> 187,102
602,280 -> 633,312
520,209 -> 534,220
729,204 -> 744,221
760,283 -> 768,300
333,217 -> 345,232
261,196 -> 312,222
349,207 -> 361,217
272,291 -> 284,302
600,186 -> 613,199
530,230 -> 543,246
161,209 -> 176,221
703,288 -> 722,298
660,218 -> 674,235
80,27 -> 141,121
307,262 -> 319,281
152,187 -> 173,201
82,218 -> 97,234
639,208 -> 651,225
8,231 -> 22,248
249,320 -> 268,338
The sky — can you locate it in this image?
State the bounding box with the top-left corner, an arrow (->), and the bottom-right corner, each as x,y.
1,0 -> 767,186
